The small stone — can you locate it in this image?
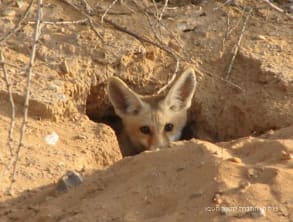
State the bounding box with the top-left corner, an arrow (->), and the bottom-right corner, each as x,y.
247,168 -> 257,178
74,134 -> 87,140
60,60 -> 70,74
253,35 -> 266,40
227,157 -> 242,163
212,193 -> 223,204
281,150 -> 292,160
56,171 -> 83,193
44,132 -> 59,145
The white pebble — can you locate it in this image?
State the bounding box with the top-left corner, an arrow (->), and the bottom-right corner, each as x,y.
45,132 -> 59,145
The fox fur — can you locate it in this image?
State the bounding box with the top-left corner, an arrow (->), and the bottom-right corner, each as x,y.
107,68 -> 197,156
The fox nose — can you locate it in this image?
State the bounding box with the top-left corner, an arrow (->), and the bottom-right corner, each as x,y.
149,135 -> 169,150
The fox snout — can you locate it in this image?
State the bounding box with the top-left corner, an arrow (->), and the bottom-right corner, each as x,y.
107,68 -> 197,155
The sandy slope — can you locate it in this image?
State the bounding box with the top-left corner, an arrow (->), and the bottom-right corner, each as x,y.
0,0 -> 292,221
1,125 -> 292,222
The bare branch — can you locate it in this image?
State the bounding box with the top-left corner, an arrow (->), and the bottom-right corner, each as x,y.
81,0 -> 94,14
261,0 -> 293,19
151,0 -> 159,18
159,0 -> 169,21
28,18 -> 88,25
156,58 -> 180,95
101,0 -> 119,23
0,50 -> 15,157
226,8 -> 252,80
9,0 -> 43,192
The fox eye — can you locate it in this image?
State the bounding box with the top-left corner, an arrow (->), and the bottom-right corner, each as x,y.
164,123 -> 174,132
140,126 -> 151,135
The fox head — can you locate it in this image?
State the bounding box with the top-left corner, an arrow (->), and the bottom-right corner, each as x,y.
107,68 -> 197,153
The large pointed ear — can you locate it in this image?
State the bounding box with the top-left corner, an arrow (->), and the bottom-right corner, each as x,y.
107,77 -> 144,116
164,68 -> 196,111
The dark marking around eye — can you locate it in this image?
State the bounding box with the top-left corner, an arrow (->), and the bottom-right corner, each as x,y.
140,126 -> 151,135
164,123 -> 174,132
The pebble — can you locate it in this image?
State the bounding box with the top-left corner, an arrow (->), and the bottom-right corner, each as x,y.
56,171 -> 83,193
227,157 -> 242,164
74,134 -> 87,140
212,193 -> 223,204
44,132 -> 59,145
254,35 -> 266,41
281,150 -> 292,160
60,60 -> 70,73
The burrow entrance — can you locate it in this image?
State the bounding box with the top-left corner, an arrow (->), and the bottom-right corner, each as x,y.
85,84 -> 197,156
85,53 -> 292,156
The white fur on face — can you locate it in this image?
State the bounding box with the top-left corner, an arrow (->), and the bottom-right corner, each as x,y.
170,129 -> 182,142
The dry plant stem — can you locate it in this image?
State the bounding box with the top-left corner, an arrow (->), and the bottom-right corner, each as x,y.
81,0 -> 94,14
261,0 -> 293,19
222,10 -> 245,53
9,0 -> 43,191
28,18 -> 88,25
221,12 -> 230,53
0,50 -> 15,157
63,0 -> 179,94
138,0 -> 182,48
226,8 -> 252,80
159,0 -> 169,21
206,69 -> 243,91
101,0 -> 119,23
151,0 -> 159,18
62,0 -> 104,42
156,58 -> 180,95
0,0 -> 34,43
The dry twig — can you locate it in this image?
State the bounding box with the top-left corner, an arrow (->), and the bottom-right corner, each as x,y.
261,0 -> 293,19
101,0 -> 119,23
222,10 -> 245,54
63,0 -> 180,95
159,0 -> 169,21
226,8 -> 252,80
28,18 -> 88,25
0,0 -> 34,43
151,0 -> 159,18
0,50 -> 15,157
9,0 -> 43,192
81,0 -> 94,14
156,59 -> 180,95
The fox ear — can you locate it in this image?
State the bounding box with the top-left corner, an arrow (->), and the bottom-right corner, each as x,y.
164,68 -> 196,111
108,77 -> 144,116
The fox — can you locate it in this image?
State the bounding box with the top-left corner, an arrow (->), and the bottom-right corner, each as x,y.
107,68 -> 197,156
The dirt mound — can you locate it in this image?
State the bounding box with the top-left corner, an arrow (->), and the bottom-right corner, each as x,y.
1,125 -> 292,221
0,0 -> 292,221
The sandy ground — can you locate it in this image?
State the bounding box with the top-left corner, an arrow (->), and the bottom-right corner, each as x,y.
0,0 -> 292,221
